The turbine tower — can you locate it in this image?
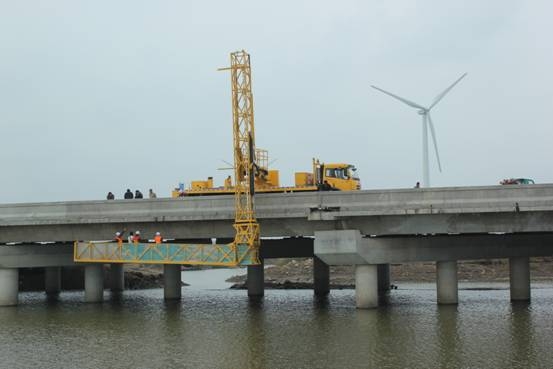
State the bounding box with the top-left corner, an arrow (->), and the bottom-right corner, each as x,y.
371,73 -> 467,187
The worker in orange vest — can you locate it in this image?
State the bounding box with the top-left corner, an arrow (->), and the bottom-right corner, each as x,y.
114,231 -> 124,244
154,232 -> 163,244
132,230 -> 141,243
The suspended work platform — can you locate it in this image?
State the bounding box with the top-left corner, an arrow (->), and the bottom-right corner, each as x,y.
74,241 -> 258,266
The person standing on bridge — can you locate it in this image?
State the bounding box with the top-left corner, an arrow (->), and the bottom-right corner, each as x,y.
154,232 -> 163,244
127,231 -> 134,244
124,189 -> 133,199
135,190 -> 144,199
114,232 -> 124,244
132,230 -> 141,243
106,192 -> 115,200
148,189 -> 157,199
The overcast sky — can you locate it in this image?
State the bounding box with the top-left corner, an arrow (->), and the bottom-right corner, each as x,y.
1,1 -> 551,203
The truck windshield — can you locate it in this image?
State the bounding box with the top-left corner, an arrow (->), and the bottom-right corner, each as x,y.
326,168 -> 347,179
349,166 -> 359,180
326,167 -> 359,180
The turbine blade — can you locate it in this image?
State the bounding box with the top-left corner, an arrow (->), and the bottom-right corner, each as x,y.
427,113 -> 442,172
428,73 -> 467,110
371,85 -> 426,110
220,159 -> 234,167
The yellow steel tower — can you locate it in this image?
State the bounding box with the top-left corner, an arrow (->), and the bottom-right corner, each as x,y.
220,50 -> 260,264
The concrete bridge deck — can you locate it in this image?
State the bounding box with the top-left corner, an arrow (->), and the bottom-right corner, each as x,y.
1,184 -> 553,243
1,184 -> 552,308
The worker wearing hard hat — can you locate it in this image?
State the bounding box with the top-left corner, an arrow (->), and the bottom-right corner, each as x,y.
154,232 -> 163,244
114,231 -> 124,244
132,230 -> 141,244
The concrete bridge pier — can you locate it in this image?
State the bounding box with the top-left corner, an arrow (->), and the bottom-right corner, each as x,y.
0,268 -> 19,306
84,264 -> 104,303
510,257 -> 530,301
313,257 -> 330,296
355,264 -> 379,309
109,264 -> 124,292
436,261 -> 458,304
163,265 -> 182,300
247,260 -> 264,297
377,264 -> 391,295
45,267 -> 61,295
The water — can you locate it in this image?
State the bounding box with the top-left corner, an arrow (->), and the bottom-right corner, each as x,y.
181,267 -> 246,290
1,276 -> 553,369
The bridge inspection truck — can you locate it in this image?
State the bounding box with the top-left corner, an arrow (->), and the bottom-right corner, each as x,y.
172,156 -> 361,197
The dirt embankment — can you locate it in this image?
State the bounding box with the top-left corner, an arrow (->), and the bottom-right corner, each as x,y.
19,264 -> 188,291
227,257 -> 553,289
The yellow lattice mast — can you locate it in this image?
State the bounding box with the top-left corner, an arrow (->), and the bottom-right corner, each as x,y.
220,50 -> 261,265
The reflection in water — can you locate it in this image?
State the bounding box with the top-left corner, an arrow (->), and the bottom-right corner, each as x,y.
0,284 -> 552,369
244,300 -> 267,369
509,302 -> 535,368
436,305 -> 460,368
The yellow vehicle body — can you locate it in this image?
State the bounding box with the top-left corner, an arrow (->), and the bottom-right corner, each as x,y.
172,159 -> 361,197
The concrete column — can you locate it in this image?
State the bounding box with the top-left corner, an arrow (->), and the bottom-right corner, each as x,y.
436,261 -> 458,305
109,264 -> 124,292
84,264 -> 104,303
163,264 -> 182,300
377,263 -> 391,295
0,268 -> 19,306
45,267 -> 61,295
355,264 -> 378,309
313,256 -> 330,296
509,257 -> 530,301
247,260 -> 264,297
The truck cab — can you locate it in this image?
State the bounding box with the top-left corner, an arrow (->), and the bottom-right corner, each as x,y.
321,163 -> 361,190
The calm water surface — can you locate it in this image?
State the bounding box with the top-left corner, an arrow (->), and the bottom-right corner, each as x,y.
0,271 -> 552,369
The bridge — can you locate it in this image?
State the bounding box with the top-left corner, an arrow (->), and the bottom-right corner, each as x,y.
1,184 -> 553,308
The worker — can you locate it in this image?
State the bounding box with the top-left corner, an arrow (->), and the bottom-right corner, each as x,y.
135,190 -> 144,199
414,182 -> 420,188
132,230 -> 141,243
114,231 -> 124,244
224,175 -> 232,189
127,231 -> 134,244
322,180 -> 332,191
149,189 -> 157,199
124,189 -> 134,199
106,192 -> 115,200
154,232 -> 163,244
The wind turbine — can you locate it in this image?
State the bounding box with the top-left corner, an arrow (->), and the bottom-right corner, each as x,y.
371,73 -> 467,187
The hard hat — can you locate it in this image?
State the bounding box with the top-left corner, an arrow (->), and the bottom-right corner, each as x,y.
135,230 -> 140,234
115,232 -> 121,236
155,232 -> 161,235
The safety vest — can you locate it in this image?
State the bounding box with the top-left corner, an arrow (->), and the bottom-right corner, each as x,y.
115,236 -> 123,243
132,235 -> 141,243
154,235 -> 162,244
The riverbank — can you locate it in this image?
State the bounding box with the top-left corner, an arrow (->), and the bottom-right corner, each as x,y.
17,257 -> 553,291
19,265 -> 186,291
227,257 -> 553,289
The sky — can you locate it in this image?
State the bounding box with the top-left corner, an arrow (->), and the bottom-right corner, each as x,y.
1,0 -> 552,203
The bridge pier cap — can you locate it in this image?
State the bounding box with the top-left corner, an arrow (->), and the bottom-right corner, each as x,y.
314,230 -> 365,265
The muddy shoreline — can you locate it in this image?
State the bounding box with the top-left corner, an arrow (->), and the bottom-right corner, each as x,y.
18,258 -> 553,291
227,257 -> 553,289
18,265 -> 187,291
